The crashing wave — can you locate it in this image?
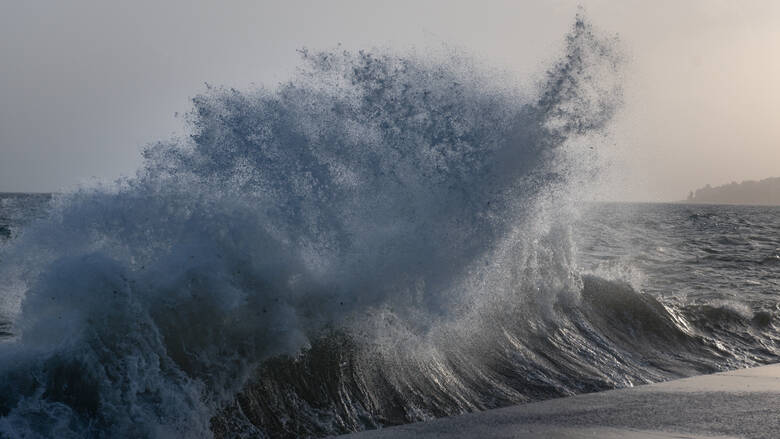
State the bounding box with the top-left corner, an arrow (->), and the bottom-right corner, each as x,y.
0,15 -> 729,439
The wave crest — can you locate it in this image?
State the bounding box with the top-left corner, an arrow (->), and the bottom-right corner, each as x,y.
0,15 -> 627,438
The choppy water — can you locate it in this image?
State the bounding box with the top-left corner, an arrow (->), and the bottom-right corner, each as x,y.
0,16 -> 777,439
3,197 -> 777,438
576,203 -> 780,366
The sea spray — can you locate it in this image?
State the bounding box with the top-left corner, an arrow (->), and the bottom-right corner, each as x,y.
0,16 -> 693,439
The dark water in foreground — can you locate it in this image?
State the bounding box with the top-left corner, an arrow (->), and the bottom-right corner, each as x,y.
2,196 -> 778,438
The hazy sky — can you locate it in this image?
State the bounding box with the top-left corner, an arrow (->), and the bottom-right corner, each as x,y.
1,0 -> 778,201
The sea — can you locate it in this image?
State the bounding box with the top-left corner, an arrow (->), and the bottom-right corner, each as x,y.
0,17 -> 778,439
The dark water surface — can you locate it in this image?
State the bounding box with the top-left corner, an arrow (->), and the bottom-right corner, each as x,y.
4,196 -> 777,438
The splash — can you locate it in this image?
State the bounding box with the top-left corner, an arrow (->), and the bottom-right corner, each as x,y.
0,16 -> 631,438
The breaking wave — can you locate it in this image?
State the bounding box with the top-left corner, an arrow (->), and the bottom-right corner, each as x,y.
1,16 -> 761,439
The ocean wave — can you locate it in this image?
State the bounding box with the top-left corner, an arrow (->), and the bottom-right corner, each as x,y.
210,275 -> 740,438
0,14 -> 749,439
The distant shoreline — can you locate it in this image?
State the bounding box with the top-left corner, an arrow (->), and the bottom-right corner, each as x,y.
684,176 -> 780,206
677,200 -> 780,207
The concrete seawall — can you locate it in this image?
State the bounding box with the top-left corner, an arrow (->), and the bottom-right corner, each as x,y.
340,364 -> 780,439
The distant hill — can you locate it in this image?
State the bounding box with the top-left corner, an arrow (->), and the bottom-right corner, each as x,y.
686,177 -> 780,206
